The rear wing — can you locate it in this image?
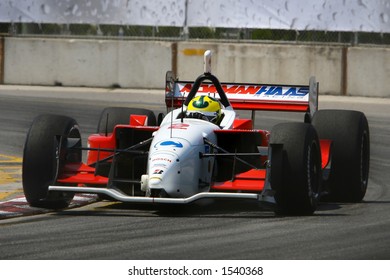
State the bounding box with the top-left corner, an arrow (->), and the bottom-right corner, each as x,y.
165,50 -> 319,119
166,72 -> 318,116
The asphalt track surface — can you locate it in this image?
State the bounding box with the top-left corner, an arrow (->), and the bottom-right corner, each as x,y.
0,85 -> 389,260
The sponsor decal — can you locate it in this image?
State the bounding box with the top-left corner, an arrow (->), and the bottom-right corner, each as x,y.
254,86 -> 308,97
153,169 -> 164,175
156,140 -> 183,148
177,83 -> 309,100
152,157 -> 172,163
168,123 -> 189,130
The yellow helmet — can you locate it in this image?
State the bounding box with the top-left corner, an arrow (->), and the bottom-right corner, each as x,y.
187,95 -> 222,124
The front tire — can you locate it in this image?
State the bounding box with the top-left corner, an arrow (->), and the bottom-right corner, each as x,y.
22,115 -> 81,209
270,123 -> 322,215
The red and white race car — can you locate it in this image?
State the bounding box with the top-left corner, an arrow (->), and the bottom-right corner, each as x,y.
22,50 -> 370,215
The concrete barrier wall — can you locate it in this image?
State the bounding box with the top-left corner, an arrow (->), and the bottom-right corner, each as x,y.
176,42 -> 343,95
2,37 -> 389,97
3,37 -> 172,88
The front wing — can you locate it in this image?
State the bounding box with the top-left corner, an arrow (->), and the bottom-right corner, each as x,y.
48,185 -> 275,205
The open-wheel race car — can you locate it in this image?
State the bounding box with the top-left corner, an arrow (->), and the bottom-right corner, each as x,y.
22,50 -> 370,215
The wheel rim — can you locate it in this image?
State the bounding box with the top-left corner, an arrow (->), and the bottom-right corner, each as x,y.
47,125 -> 81,204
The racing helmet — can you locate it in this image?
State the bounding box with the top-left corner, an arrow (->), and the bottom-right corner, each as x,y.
187,95 -> 223,124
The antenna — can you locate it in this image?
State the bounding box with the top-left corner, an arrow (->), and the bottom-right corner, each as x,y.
204,50 -> 212,74
170,94 -> 174,138
168,73 -> 175,138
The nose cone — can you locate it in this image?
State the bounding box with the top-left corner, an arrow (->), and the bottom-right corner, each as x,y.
147,121 -> 217,198
147,151 -> 182,196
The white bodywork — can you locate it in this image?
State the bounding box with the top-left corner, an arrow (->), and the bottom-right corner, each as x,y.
143,111 -> 219,198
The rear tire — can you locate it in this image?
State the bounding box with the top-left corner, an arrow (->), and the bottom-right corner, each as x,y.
270,123 -> 322,215
97,107 -> 156,134
312,110 -> 370,202
22,115 -> 81,209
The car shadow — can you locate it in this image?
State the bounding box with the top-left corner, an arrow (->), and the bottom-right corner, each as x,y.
54,199 -> 276,219
53,199 -> 349,219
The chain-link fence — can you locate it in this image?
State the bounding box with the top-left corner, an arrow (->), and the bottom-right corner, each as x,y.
1,22 -> 389,46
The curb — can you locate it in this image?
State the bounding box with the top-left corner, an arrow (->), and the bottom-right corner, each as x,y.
0,194 -> 98,220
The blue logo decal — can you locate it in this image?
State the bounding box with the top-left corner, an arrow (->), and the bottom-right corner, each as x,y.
255,86 -> 309,97
159,141 -> 183,148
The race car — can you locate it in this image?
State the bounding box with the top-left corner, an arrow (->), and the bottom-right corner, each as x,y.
22,50 -> 370,215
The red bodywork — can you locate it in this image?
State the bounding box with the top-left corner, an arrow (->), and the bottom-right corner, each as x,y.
57,115 -> 158,186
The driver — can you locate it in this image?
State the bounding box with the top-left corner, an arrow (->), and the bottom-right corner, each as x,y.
186,95 -> 223,125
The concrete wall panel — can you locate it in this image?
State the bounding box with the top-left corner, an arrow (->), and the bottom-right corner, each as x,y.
4,37 -> 171,88
177,42 -> 342,95
2,37 -> 389,97
347,47 -> 389,97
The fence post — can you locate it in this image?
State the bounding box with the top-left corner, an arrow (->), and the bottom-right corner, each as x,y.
171,42 -> 178,75
341,46 -> 348,96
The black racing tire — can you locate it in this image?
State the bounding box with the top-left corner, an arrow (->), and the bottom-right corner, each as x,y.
157,112 -> 165,126
270,123 -> 322,215
22,114 -> 82,209
97,107 -> 156,134
312,110 -> 370,202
